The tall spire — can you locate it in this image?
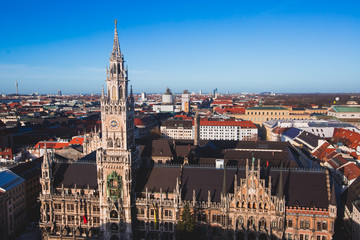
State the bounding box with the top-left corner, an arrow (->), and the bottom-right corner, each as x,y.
330,183 -> 336,205
222,163 -> 227,195
277,169 -> 283,198
112,19 -> 121,57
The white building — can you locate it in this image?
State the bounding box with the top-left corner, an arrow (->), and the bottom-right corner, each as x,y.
161,118 -> 258,141
328,105 -> 360,119
162,87 -> 174,104
181,90 -> 190,112
264,119 -> 360,141
199,119 -> 258,141
152,88 -> 181,112
160,119 -> 193,139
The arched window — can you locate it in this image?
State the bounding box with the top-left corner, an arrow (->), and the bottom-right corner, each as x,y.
112,86 -> 116,100
108,138 -> 113,147
322,221 -> 328,230
110,223 -> 118,231
110,210 -> 118,219
271,220 -> 277,229
237,217 -> 244,229
259,218 -> 266,229
119,86 -> 122,99
317,221 -> 322,230
248,217 -> 255,227
300,219 -> 305,229
110,236 -> 119,240
278,218 -> 283,230
248,202 -> 251,208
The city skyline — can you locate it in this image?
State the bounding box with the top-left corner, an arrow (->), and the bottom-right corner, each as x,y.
0,0 -> 359,94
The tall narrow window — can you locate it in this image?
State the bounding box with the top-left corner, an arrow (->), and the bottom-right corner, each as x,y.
112,86 -> 116,100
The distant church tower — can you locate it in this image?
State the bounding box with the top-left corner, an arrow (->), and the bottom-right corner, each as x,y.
96,20 -> 140,240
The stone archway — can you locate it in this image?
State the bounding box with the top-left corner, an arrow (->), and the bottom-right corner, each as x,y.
236,231 -> 245,240
271,235 -> 278,240
110,210 -> 118,218
110,235 -> 119,240
259,233 -> 268,240
248,232 -> 256,240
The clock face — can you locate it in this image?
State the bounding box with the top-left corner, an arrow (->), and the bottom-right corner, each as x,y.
109,119 -> 119,129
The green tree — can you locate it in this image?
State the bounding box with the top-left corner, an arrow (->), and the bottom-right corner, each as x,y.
176,203 -> 197,239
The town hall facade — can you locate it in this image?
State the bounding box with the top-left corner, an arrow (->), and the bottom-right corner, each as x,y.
39,21 -> 337,240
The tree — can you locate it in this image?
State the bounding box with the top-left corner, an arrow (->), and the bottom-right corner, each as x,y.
176,203 -> 197,239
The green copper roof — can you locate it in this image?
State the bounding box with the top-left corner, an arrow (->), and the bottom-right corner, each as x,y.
332,106 -> 360,113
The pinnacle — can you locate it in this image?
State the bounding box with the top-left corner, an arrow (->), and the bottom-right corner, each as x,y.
112,19 -> 121,57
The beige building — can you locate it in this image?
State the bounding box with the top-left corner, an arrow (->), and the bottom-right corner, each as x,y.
244,106 -> 310,125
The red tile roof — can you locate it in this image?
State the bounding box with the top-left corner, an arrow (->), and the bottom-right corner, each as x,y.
312,142 -> 331,158
69,137 -> 84,145
272,127 -> 290,134
214,107 -> 225,114
318,148 -> 337,162
134,118 -> 144,126
333,128 -> 360,150
34,142 -> 69,149
174,115 -> 192,120
223,107 -> 246,114
338,163 -> 360,181
0,148 -> 13,160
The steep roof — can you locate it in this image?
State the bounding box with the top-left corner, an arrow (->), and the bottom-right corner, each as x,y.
296,131 -> 320,149
53,162 -> 97,189
333,128 -> 360,150
10,160 -> 41,180
140,139 -> 173,158
338,162 -> 360,181
136,165 -> 181,193
137,165 -> 329,208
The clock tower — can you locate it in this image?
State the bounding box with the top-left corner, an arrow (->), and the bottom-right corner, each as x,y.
97,20 -> 140,240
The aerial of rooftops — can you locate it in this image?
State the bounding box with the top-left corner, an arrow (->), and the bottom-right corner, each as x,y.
1,91 -> 360,239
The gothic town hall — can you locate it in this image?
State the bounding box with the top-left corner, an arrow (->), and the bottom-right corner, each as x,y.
39,21 -> 337,240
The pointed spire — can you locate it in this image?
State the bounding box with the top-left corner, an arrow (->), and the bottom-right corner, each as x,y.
234,172 -> 237,192
277,170 -> 283,198
222,163 -> 227,195
112,19 -> 121,57
194,110 -> 200,146
43,143 -> 49,167
330,183 -> 336,205
102,85 -> 105,97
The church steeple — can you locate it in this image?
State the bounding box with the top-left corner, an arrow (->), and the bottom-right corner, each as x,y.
97,22 -> 139,239
112,19 -> 121,58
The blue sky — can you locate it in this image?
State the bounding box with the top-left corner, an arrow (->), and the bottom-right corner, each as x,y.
0,0 -> 359,94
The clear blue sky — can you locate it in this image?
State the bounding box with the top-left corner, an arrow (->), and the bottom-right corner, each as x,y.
0,0 -> 359,94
